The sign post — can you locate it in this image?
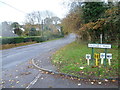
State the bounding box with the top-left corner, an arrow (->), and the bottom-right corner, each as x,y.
104,48 -> 107,66
91,48 -> 94,65
86,54 -> 91,65
94,53 -> 99,66
88,44 -> 111,66
100,53 -> 105,65
106,53 -> 112,65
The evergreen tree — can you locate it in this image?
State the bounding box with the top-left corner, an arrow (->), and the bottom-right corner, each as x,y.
82,2 -> 106,23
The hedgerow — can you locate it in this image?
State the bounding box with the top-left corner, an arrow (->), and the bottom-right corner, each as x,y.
0,35 -> 63,45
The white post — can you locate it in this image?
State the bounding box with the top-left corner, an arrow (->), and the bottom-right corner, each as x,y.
108,59 -> 111,65
100,53 -> 105,65
101,58 -> 104,65
106,53 -> 112,66
86,54 -> 91,65
87,59 -> 90,65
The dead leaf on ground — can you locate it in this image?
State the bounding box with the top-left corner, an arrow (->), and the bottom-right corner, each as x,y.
105,79 -> 108,82
41,77 -> 44,79
78,83 -> 81,86
27,65 -> 33,68
45,72 -> 48,74
48,86 -> 53,88
20,72 -> 32,75
91,82 -> 94,84
98,82 -> 102,85
16,81 -> 20,84
15,76 -> 18,79
11,86 -> 15,88
28,61 -> 32,64
112,80 -> 116,82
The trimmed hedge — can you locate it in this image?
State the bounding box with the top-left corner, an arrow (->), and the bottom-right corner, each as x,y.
0,35 -> 64,45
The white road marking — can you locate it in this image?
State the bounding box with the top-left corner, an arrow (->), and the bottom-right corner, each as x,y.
26,73 -> 42,89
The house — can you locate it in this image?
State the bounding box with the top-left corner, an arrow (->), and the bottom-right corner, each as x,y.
0,22 -> 18,37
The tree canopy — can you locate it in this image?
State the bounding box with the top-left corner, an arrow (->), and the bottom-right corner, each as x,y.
61,1 -> 119,44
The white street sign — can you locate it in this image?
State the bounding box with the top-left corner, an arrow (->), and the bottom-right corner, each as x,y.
88,44 -> 111,49
86,54 -> 91,59
100,53 -> 105,59
106,53 -> 112,59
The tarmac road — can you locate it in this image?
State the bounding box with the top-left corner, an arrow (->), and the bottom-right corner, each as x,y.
1,34 -> 75,70
0,34 -> 118,89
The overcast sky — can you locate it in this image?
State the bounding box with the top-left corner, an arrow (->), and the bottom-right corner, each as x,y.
0,0 -> 69,24
0,0 -> 119,24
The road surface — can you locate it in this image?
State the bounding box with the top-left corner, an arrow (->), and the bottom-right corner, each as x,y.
1,34 -> 75,70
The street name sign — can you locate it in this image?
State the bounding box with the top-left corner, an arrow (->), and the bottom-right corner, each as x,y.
88,44 -> 111,49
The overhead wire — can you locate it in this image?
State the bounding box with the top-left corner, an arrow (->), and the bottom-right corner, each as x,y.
0,1 -> 26,14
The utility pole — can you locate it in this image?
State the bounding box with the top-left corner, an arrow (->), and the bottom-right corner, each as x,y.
100,34 -> 102,44
41,20 -> 44,37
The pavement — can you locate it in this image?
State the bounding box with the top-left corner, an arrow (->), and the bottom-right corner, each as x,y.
0,34 -> 119,89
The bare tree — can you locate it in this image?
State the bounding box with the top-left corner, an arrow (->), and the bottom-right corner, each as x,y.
25,11 -> 42,25
36,11 -> 41,24
51,16 -> 61,25
45,10 -> 54,18
24,10 -> 56,36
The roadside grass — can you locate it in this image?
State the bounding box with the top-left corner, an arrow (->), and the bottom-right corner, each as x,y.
52,41 -> 118,79
0,37 -> 64,50
0,42 -> 37,50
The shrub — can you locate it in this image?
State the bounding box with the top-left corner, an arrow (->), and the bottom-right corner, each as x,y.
13,37 -> 24,44
1,36 -> 43,45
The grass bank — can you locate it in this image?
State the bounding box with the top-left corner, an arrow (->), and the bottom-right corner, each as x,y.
0,37 -> 64,50
0,42 -> 37,50
52,41 -> 118,79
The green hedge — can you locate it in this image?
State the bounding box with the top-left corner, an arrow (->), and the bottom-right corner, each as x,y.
0,36 -> 44,44
0,35 -> 64,45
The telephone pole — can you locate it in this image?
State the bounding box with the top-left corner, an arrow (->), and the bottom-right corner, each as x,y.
41,20 -> 44,37
100,34 -> 102,44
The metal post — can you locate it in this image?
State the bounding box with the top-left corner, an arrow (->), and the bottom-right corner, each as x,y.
100,34 -> 102,44
104,48 -> 107,66
41,20 -> 44,38
92,48 -> 94,65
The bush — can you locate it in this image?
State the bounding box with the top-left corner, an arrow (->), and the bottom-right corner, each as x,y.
1,37 -> 15,44
13,37 -> 24,43
0,36 -> 43,45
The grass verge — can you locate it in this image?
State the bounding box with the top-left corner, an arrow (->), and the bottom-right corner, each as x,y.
0,42 -> 37,50
52,41 -> 118,79
0,37 -> 64,50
